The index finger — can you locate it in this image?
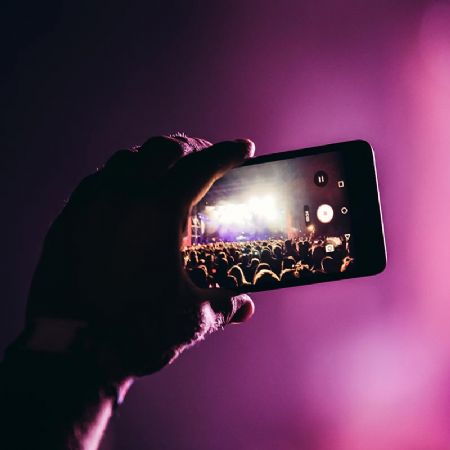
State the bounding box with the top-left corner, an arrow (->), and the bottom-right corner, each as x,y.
164,139 -> 255,212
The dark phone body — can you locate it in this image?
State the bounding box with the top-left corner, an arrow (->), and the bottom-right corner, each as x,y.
182,140 -> 386,293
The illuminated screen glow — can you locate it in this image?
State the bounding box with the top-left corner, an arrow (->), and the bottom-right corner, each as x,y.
182,150 -> 355,290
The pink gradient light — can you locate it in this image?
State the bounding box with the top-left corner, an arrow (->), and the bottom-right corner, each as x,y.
2,1 -> 450,450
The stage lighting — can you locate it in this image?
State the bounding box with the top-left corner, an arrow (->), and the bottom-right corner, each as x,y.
248,195 -> 279,222
210,203 -> 251,225
202,191 -> 285,240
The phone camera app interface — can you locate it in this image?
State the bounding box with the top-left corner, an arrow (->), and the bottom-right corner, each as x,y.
317,204 -> 334,223
182,151 -> 354,291
314,170 -> 328,187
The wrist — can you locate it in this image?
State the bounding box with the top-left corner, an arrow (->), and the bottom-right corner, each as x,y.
1,329 -> 134,450
4,318 -> 135,408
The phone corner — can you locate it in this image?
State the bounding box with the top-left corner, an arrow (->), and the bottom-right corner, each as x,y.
373,256 -> 388,276
354,139 -> 374,152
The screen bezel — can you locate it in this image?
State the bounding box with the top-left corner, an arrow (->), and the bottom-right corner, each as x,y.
190,140 -> 387,293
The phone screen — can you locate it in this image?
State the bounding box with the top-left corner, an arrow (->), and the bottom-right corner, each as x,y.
182,140 -> 386,293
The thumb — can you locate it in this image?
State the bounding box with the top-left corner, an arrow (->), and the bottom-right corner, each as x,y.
204,291 -> 255,326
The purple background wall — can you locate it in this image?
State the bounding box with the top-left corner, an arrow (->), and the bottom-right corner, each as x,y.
2,1 -> 450,449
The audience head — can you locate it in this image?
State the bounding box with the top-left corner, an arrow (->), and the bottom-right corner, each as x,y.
228,265 -> 249,286
282,256 -> 296,270
255,263 -> 271,275
188,266 -> 209,288
321,256 -> 341,273
261,248 -> 272,262
254,269 -> 280,288
280,269 -> 297,284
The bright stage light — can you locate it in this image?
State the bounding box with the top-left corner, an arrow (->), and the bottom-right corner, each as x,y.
248,195 -> 278,222
204,192 -> 285,237
210,203 -> 251,225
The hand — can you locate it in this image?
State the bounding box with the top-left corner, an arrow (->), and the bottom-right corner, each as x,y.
25,135 -> 255,381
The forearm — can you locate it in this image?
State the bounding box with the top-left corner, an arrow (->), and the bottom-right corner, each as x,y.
0,346 -> 132,450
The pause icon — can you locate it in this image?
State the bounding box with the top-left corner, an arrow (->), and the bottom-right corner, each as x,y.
314,171 -> 328,187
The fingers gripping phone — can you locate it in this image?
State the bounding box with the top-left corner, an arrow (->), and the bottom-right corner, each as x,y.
182,140 -> 386,293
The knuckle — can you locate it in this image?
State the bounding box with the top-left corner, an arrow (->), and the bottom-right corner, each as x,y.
67,173 -> 102,208
140,135 -> 185,157
104,149 -> 136,171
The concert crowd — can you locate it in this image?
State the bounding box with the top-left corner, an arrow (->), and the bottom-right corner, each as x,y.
183,237 -> 354,290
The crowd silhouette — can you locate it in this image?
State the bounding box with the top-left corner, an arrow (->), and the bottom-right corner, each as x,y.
183,237 -> 354,290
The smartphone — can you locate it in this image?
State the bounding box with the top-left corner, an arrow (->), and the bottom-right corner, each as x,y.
182,140 -> 386,293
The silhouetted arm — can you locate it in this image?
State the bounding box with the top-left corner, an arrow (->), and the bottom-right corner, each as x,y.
0,135 -> 255,450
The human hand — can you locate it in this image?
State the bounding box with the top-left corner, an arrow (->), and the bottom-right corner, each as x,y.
25,134 -> 255,381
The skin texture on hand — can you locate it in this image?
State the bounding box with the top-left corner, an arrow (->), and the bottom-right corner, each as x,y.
25,134 -> 256,380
